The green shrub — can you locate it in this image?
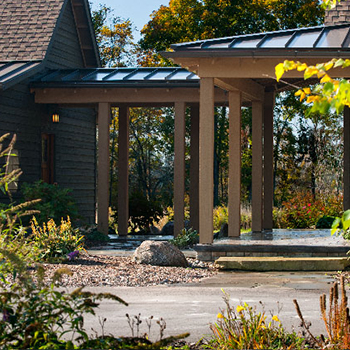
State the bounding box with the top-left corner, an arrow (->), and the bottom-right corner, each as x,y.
316,215 -> 336,229
210,291 -> 305,350
30,217 -> 84,262
0,250 -> 127,349
170,227 -> 199,248
127,191 -> 163,233
22,181 -> 79,225
80,226 -> 110,248
273,191 -> 343,229
213,206 -> 228,231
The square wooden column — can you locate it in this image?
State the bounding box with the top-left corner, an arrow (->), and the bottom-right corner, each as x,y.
252,100 -> 263,232
97,102 -> 111,235
263,90 -> 275,232
174,101 -> 186,237
344,106 -> 350,210
190,104 -> 200,232
118,105 -> 129,236
228,91 -> 242,237
199,78 -> 215,243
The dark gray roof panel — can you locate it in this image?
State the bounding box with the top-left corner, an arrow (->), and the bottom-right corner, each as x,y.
170,24 -> 350,52
0,61 -> 42,90
31,67 -> 199,88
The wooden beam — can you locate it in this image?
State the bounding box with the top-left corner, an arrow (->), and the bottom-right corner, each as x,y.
174,102 -> 186,237
252,100 -> 263,232
118,106 -> 129,236
196,57 -> 350,79
228,91 -> 242,237
97,103 -> 110,235
199,78 -> 215,244
32,87 -> 228,105
215,78 -> 265,102
344,106 -> 350,211
190,104 -> 200,232
263,90 -> 275,232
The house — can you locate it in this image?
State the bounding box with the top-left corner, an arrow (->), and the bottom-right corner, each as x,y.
0,0 -> 100,224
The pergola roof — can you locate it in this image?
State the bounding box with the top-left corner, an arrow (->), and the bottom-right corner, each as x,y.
32,67 -> 199,88
169,24 -> 350,58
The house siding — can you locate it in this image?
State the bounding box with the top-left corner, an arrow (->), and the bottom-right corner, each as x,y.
0,0 -> 97,224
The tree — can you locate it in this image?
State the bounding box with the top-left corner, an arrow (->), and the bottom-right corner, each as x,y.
91,5 -> 136,67
275,1 -> 350,114
140,0 -> 324,53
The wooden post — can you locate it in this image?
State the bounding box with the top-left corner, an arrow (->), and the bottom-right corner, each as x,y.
263,90 -> 275,232
228,91 -> 242,237
97,102 -> 110,235
190,104 -> 200,232
199,78 -> 215,243
174,101 -> 186,237
118,105 -> 129,236
344,106 -> 350,210
252,100 -> 263,232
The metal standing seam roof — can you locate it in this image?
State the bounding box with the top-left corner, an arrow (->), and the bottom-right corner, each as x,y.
0,61 -> 42,90
31,67 -> 200,88
168,24 -> 350,57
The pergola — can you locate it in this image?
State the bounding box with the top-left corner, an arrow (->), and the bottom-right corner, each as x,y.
31,67 -> 230,238
163,23 -> 350,244
31,23 -> 350,244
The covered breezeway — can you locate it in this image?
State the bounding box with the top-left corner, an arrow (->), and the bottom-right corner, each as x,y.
31,24 -> 350,246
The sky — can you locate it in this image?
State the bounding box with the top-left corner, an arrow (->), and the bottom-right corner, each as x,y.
89,0 -> 169,41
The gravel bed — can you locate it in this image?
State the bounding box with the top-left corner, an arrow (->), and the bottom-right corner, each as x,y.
37,253 -> 217,287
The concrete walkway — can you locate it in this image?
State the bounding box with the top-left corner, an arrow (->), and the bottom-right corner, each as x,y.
81,270 -> 336,343
82,230 -> 349,342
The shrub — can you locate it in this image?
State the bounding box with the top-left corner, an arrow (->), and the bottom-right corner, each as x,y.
127,191 -> 163,233
22,181 -> 79,225
210,291 -> 305,349
0,250 -> 127,349
294,275 -> 350,349
30,216 -> 84,262
213,206 -> 228,231
273,191 -> 343,229
170,227 -> 199,248
80,225 -> 110,248
332,209 -> 350,240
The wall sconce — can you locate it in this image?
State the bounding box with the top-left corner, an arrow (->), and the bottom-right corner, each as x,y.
52,113 -> 60,123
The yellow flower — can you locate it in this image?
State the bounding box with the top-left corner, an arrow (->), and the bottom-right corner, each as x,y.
272,315 -> 280,323
236,305 -> 245,313
217,313 -> 224,319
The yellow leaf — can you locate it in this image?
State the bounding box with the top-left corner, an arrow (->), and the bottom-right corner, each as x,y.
297,63 -> 307,71
217,313 -> 224,319
324,61 -> 334,71
303,87 -> 311,94
320,74 -> 331,83
275,63 -> 285,82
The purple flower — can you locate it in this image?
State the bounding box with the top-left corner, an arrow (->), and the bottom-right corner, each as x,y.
2,309 -> 10,322
67,250 -> 79,261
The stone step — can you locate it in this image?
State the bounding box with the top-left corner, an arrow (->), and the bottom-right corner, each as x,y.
194,244 -> 349,261
215,257 -> 350,271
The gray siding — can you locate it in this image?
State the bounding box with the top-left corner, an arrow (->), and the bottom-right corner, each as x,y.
0,0 -> 97,224
54,107 -> 96,224
46,2 -> 85,69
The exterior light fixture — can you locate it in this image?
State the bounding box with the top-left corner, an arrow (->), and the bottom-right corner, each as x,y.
52,113 -> 60,123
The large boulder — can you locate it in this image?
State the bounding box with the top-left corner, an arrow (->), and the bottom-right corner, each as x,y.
133,240 -> 188,267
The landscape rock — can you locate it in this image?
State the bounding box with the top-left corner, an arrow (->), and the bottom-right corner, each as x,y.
160,221 -> 174,235
133,240 -> 188,267
214,223 -> 228,240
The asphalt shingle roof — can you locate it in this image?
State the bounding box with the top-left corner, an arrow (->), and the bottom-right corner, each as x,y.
0,0 -> 65,61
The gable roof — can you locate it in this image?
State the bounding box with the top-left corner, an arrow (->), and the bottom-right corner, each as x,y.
0,0 -> 64,61
0,0 -> 100,90
167,24 -> 350,58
